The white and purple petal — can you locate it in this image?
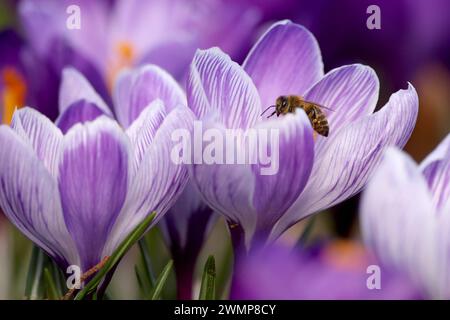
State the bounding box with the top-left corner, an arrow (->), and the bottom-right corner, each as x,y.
58,116 -> 129,270
305,64 -> 379,145
125,99 -> 167,172
251,110 -> 314,237
56,99 -> 107,134
360,147 -> 447,298
243,20 -> 324,108
59,68 -> 112,116
113,65 -> 185,127
11,107 -> 63,177
420,133 -> 450,212
103,106 -> 194,256
0,125 -> 78,268
187,48 -> 261,130
274,84 -> 418,237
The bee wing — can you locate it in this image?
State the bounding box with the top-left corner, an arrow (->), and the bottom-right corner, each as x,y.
302,100 -> 334,112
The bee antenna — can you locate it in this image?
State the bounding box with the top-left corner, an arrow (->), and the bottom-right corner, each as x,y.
261,105 -> 275,116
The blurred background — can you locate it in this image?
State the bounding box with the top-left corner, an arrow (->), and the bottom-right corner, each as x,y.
0,0 -> 449,299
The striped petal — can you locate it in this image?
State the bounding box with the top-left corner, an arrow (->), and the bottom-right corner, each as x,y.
361,148 -> 448,298
274,84 -> 418,237
125,99 -> 166,173
58,117 -> 129,270
56,99 -> 106,134
11,107 -> 63,177
243,20 -> 324,108
251,111 -> 314,237
420,133 -> 450,212
59,68 -> 111,116
305,64 -> 379,147
103,106 -> 194,256
187,48 -> 261,129
113,65 -> 185,127
0,125 -> 78,267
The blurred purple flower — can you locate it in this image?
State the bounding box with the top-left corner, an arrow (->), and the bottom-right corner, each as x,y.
0,65 -> 194,272
2,0 -> 298,122
231,242 -> 422,299
187,21 -> 418,247
361,134 -> 450,298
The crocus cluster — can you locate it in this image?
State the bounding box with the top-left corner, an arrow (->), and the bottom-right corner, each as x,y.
0,0 -> 282,122
0,15 -> 427,300
361,134 -> 450,299
0,65 -> 194,271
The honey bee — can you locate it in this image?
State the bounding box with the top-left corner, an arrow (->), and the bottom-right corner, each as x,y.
261,95 -> 332,137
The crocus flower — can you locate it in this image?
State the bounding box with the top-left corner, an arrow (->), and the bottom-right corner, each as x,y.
187,20 -> 418,247
361,134 -> 450,299
111,62 -> 218,299
18,0 -> 266,86
231,242 -> 422,299
0,64 -> 194,273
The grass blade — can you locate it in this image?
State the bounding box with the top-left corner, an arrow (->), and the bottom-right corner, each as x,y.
149,260 -> 173,300
43,267 -> 59,300
24,246 -> 45,300
199,255 -> 216,300
138,238 -> 155,288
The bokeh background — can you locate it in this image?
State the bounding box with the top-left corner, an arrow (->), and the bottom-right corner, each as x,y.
0,0 -> 449,299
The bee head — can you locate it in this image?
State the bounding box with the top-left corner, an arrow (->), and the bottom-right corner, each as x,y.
275,96 -> 289,115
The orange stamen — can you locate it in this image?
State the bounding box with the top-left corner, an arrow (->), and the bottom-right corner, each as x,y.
107,41 -> 135,91
2,67 -> 26,124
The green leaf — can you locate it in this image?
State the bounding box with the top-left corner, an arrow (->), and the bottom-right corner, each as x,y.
199,255 -> 216,300
24,246 -> 46,300
135,265 -> 149,297
43,267 -> 59,300
74,212 -> 156,300
138,238 -> 155,288
149,260 -> 173,300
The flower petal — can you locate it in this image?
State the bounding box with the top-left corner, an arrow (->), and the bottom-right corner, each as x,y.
113,65 -> 185,127
58,117 -> 129,270
0,125 -> 78,267
160,180 -> 217,252
273,84 -> 418,237
251,110 -> 314,236
191,154 -> 256,238
420,133 -> 450,212
56,99 -> 106,134
126,99 -> 166,172
360,147 -> 446,298
59,68 -> 111,116
187,48 -> 261,129
243,20 -> 324,108
103,106 -> 194,256
11,107 -> 63,177
305,64 -> 379,142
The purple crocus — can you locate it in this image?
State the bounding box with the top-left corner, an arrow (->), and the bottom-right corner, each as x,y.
361,134 -> 450,299
187,20 -> 418,247
18,0 -> 264,84
0,64 -> 194,272
231,242 -> 422,299
110,61 -> 218,299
